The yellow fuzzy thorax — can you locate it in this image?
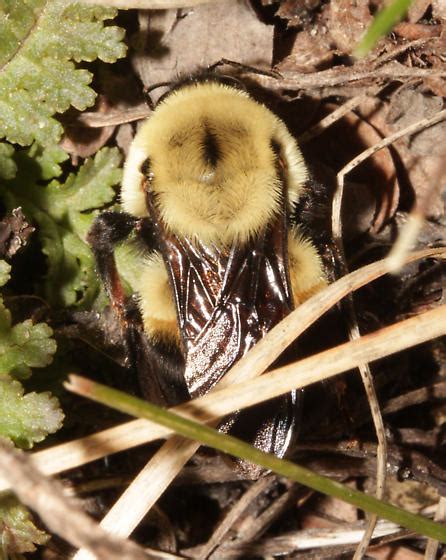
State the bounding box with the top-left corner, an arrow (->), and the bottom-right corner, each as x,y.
121,81 -> 308,245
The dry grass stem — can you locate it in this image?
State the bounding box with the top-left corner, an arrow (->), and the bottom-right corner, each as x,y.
197,520 -> 404,558
339,308 -> 385,557
388,212 -> 426,272
0,440 -> 153,560
67,301 -> 446,549
332,107 -> 446,558
200,304 -> 446,430
4,4 -> 444,558
70,243 -> 446,548
0,248 -> 443,495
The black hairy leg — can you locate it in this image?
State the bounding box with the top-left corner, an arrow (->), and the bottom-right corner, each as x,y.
293,176 -> 331,247
87,211 -> 142,324
293,175 -> 340,282
134,331 -> 188,406
87,211 -> 188,406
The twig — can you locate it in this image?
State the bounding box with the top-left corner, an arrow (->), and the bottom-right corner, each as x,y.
0,440 -> 153,560
195,475 -> 276,559
383,381 -> 446,416
297,92 -> 377,144
374,38 -> 436,67
75,106 -> 151,127
297,440 -> 446,496
223,484 -> 299,548
262,61 -> 446,92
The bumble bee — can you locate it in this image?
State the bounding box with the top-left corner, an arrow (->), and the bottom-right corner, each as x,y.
88,70 -> 327,465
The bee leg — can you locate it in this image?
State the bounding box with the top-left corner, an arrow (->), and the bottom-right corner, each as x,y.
87,211 -> 148,380
88,212 -> 188,406
135,332 -> 188,406
87,211 -> 142,326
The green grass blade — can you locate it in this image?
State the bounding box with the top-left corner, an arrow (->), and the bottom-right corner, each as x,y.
355,0 -> 414,57
66,375 -> 446,543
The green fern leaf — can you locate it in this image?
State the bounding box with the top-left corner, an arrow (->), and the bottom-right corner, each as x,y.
0,0 -> 126,147
0,147 -> 122,307
0,495 -> 48,554
0,142 -> 17,179
0,317 -> 57,379
0,259 -> 63,447
0,260 -> 57,379
0,374 -> 64,447
0,259 -> 11,287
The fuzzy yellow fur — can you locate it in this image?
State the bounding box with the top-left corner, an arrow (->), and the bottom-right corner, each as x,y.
139,230 -> 327,344
135,253 -> 180,344
288,227 -> 328,305
121,82 -> 308,244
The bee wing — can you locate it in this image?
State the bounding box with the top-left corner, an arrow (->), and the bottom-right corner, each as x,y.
148,192 -> 298,457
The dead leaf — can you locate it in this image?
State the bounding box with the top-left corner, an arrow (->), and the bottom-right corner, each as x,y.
424,77 -> 446,98
276,0 -> 323,28
386,477 -> 439,514
387,88 -> 446,219
115,123 -> 136,157
278,23 -> 335,73
328,0 -> 373,55
369,544 -> 424,559
62,70 -> 145,160
131,0 -> 274,92
305,98 -> 400,234
61,96 -> 116,161
393,22 -> 441,40
354,96 -> 402,231
432,0 -> 446,18
407,0 -> 432,23
0,208 -> 34,260
390,91 -> 445,156
314,486 -> 359,523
